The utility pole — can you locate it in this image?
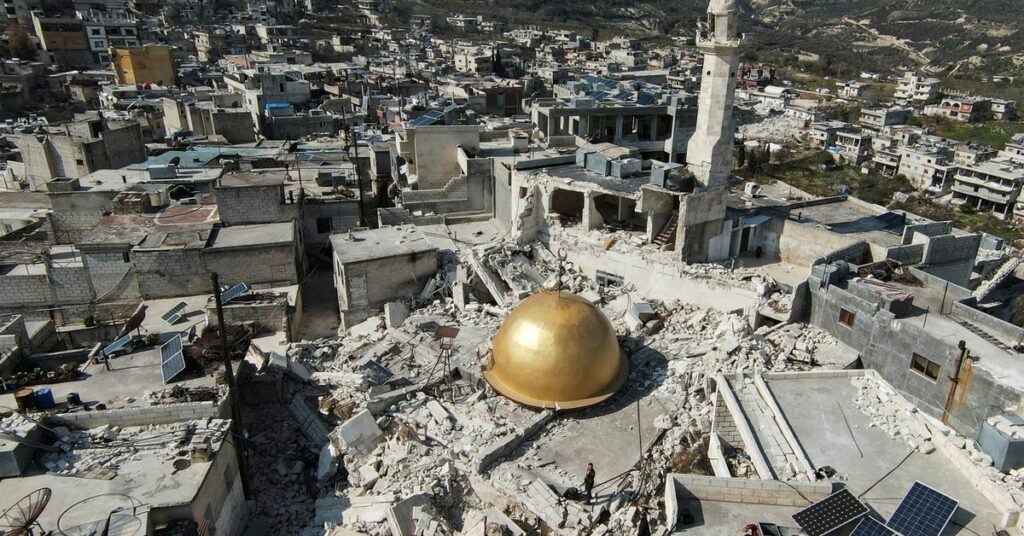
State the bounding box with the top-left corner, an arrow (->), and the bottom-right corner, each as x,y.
211,272 -> 252,499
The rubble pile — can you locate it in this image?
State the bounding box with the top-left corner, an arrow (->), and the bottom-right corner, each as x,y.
854,375 -> 1024,509
144,384 -> 224,404
738,115 -> 806,144
852,375 -> 937,454
246,403 -> 319,534
272,235 -> 851,536
38,419 -> 230,475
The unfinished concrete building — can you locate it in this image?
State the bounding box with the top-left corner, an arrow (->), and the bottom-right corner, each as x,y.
13,118 -> 147,191
530,95 -> 698,163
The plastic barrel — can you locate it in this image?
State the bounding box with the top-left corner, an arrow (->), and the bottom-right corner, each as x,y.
14,388 -> 36,410
33,387 -> 55,409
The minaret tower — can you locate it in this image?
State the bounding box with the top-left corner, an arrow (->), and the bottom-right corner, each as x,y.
686,0 -> 749,188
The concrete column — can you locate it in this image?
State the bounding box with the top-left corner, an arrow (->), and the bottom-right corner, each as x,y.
578,116 -> 589,139
583,192 -> 603,231
614,115 -> 623,141
617,198 -> 631,221
649,115 -> 658,142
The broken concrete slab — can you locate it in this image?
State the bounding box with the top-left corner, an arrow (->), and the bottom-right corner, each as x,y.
385,302 -> 409,330
336,409 -> 383,456
474,410 -> 555,473
317,441 -> 342,484
386,493 -> 431,536
348,316 -> 385,338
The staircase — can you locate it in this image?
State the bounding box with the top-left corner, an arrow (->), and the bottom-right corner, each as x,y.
652,212 -> 678,248
974,255 -> 1022,303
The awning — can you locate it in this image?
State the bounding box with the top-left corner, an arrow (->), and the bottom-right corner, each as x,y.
740,214 -> 772,227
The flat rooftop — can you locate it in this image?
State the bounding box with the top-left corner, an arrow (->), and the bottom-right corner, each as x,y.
331,226 -> 436,264
207,221 -> 295,249
0,420 -> 228,533
218,169 -> 289,187
541,164 -> 649,195
766,373 -> 1002,533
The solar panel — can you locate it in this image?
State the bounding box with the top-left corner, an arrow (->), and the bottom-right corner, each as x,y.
221,282 -> 250,304
885,482 -> 958,536
612,90 -> 633,101
160,334 -> 186,383
792,488 -> 869,536
587,90 -> 610,101
850,517 -> 895,536
408,110 -> 443,127
161,301 -> 188,325
637,91 -> 656,105
101,334 -> 134,357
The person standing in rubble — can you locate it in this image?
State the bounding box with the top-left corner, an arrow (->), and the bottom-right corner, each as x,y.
583,463 -> 596,503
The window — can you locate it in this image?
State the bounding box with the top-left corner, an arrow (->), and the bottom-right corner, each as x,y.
910,353 -> 940,381
316,218 -> 331,234
122,251 -> 130,263
595,270 -> 624,287
838,308 -> 855,327
91,28 -> 101,35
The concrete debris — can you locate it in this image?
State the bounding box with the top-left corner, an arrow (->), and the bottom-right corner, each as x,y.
851,375 -> 1024,510
39,419 -> 230,476
335,410 -> 384,456
272,234 -> 856,536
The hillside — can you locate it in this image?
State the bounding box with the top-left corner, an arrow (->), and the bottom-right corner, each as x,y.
398,0 -> 1024,77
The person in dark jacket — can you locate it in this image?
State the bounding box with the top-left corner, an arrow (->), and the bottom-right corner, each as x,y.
583,463 -> 596,502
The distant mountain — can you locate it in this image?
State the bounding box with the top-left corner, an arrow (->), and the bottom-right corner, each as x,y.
408,0 -> 1024,76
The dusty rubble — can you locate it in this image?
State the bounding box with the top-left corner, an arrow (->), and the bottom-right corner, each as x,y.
272,235 -> 847,535
36,419 -> 231,475
852,374 -> 1024,510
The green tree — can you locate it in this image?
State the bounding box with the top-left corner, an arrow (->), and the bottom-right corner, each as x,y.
6,23 -> 35,60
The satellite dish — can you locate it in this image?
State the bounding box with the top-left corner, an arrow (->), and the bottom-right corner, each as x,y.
0,487 -> 51,536
57,494 -> 144,536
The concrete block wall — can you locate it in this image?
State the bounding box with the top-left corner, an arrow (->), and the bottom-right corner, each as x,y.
207,301 -> 288,334
339,251 -> 438,328
204,245 -> 298,288
886,243 -> 925,265
215,185 -> 296,226
46,397 -> 229,429
0,272 -> 53,307
49,265 -> 94,305
48,211 -> 106,244
668,473 -> 832,508
132,249 -> 210,299
931,427 -> 1022,529
82,250 -> 141,302
951,301 -> 1024,344
711,389 -> 744,448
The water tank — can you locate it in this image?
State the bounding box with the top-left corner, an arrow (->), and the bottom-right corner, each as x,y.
979,415 -> 1024,473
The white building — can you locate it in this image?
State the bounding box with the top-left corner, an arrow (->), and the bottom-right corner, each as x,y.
895,72 -> 940,103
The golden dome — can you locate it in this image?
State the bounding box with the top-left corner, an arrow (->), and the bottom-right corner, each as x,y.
484,291 -> 628,410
